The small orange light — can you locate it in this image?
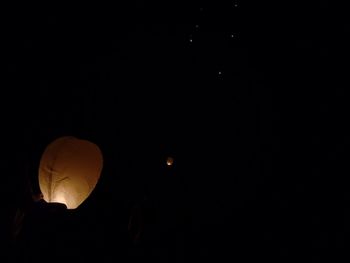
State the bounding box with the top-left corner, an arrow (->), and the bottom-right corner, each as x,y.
166,157 -> 174,166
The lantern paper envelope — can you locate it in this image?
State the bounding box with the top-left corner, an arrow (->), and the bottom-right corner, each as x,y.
39,136 -> 103,209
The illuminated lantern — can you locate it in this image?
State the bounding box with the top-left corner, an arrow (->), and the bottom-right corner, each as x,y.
166,156 -> 174,166
38,136 -> 103,209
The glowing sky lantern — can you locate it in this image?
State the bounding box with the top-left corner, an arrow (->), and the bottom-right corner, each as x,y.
166,156 -> 174,166
38,136 -> 103,209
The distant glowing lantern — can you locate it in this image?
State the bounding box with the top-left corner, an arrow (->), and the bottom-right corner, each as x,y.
166,157 -> 174,166
38,136 -> 103,209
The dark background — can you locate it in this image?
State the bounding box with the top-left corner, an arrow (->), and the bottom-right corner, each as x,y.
2,1 -> 349,262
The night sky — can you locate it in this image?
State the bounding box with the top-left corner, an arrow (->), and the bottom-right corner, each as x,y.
2,1 -> 349,262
